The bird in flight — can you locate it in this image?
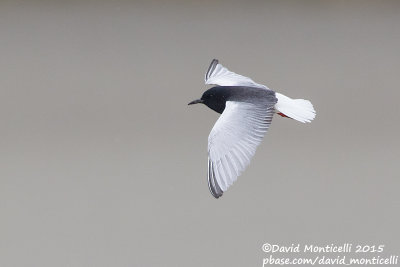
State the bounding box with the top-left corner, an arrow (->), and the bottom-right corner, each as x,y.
188,59 -> 316,199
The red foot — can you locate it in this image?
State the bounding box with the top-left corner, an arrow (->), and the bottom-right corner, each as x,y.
277,112 -> 290,118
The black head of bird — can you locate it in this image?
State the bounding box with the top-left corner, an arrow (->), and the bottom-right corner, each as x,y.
188,87 -> 228,114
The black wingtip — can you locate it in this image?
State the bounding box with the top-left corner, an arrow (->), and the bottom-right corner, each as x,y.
210,185 -> 223,199
208,160 -> 224,199
205,59 -> 219,81
213,192 -> 223,199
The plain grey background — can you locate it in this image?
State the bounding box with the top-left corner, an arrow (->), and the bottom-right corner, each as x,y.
1,1 -> 399,266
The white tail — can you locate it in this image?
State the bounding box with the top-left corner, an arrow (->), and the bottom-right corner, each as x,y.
275,93 -> 316,123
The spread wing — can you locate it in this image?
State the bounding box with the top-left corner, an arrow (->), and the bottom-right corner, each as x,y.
207,101 -> 275,198
205,59 -> 268,89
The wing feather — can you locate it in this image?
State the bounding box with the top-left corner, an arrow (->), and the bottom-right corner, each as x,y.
204,59 -> 269,89
208,160 -> 223,198
207,101 -> 275,197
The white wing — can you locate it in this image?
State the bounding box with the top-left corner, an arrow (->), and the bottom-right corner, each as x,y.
205,59 -> 268,89
208,101 -> 275,198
